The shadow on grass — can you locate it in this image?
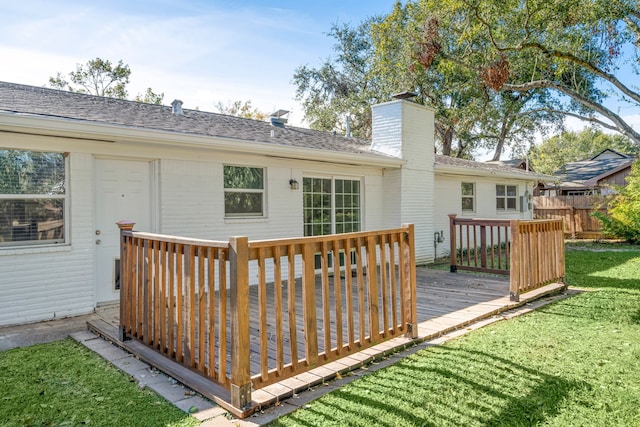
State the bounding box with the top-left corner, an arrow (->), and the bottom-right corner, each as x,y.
275,346 -> 586,426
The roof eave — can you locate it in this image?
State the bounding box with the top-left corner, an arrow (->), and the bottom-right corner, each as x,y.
0,111 -> 405,168
435,163 -> 551,181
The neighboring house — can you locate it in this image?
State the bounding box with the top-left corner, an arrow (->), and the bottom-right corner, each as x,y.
0,82 -> 545,326
539,149 -> 636,196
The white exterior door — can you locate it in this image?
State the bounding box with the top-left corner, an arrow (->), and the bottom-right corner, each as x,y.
95,159 -> 152,304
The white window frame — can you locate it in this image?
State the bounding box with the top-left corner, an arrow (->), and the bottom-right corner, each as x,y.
303,175 -> 362,237
0,149 -> 68,248
461,182 -> 475,213
223,165 -> 266,218
496,184 -> 518,211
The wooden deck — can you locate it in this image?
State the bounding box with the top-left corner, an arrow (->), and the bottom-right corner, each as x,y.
88,267 -> 564,415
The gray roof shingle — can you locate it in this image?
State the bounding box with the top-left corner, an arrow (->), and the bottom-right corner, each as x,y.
0,81 -> 378,156
435,154 -> 542,178
556,157 -> 635,183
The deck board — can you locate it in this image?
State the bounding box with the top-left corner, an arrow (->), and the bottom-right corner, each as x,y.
88,267 -> 564,415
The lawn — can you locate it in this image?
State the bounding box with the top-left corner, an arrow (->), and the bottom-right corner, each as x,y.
271,248 -> 640,426
0,339 -> 198,427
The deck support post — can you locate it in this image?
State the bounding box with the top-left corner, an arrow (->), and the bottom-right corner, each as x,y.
116,220 -> 136,342
229,236 -> 251,409
402,224 -> 418,339
448,214 -> 458,273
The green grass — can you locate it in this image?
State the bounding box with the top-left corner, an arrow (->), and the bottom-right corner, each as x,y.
0,339 -> 198,427
271,247 -> 640,426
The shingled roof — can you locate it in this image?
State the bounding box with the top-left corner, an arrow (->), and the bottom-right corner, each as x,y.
435,154 -> 546,179
0,81 -> 377,156
556,156 -> 635,184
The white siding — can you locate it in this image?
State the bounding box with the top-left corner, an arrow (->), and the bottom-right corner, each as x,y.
434,174 -> 535,259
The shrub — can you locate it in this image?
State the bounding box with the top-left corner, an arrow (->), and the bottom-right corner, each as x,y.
592,159 -> 640,243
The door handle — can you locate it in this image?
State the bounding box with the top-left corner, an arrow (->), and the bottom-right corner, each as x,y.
96,239 -> 102,245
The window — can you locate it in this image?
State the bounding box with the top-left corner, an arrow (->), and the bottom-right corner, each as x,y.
223,166 -> 265,217
461,182 -> 475,212
0,149 -> 66,247
303,177 -> 361,236
496,184 -> 517,210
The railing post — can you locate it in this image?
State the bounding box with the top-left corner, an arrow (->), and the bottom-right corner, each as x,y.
402,224 -> 418,339
448,214 -> 457,273
509,220 -> 520,302
116,220 -> 136,342
229,236 -> 251,410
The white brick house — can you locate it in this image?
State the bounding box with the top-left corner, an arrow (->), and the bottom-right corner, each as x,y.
0,82 -> 544,326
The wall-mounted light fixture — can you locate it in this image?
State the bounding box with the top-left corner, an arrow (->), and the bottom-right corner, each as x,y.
289,178 -> 299,190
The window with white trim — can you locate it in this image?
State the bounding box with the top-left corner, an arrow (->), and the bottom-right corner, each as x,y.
303,177 -> 361,236
496,184 -> 517,210
0,149 -> 66,247
223,165 -> 265,217
461,182 -> 475,212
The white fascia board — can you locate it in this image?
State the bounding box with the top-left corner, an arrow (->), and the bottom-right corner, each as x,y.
0,112 -> 405,168
435,163 -> 553,181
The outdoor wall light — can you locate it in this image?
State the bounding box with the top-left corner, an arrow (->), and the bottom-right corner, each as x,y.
289,178 -> 299,190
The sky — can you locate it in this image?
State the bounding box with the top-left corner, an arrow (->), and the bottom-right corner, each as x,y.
0,0 -> 397,127
1,0 -> 639,159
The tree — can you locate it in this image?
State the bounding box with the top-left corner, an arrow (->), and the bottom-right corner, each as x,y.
49,58 -> 131,99
416,0 -> 640,144
530,128 -> 639,174
49,58 -> 164,105
293,4 -> 561,158
215,100 -> 268,121
133,88 -> 164,105
592,159 -> 640,242
293,20 -> 386,138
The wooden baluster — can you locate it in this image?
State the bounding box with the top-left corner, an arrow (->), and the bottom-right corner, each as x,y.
302,241 -> 319,366
287,244 -> 298,370
366,235 -> 380,342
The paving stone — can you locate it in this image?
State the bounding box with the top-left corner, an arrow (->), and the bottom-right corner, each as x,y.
172,394 -> 215,413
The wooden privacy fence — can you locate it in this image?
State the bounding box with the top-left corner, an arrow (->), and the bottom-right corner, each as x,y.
116,222 -> 417,413
448,215 -> 565,301
533,195 -> 607,239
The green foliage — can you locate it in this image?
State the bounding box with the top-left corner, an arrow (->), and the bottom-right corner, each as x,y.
0,339 -> 197,427
417,0 -> 640,143
292,2 -> 562,158
293,20 -> 384,138
215,100 -> 267,120
49,58 -> 131,99
49,58 -> 164,105
272,249 -> 640,426
593,160 -> 640,243
530,128 -> 639,174
134,87 -> 165,105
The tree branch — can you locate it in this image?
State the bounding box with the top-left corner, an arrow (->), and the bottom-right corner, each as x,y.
502,80 -> 640,142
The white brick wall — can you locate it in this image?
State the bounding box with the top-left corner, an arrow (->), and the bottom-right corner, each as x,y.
0,152 -> 95,326
373,100 -> 436,264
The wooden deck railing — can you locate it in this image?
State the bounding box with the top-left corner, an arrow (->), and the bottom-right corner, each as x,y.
448,215 -> 511,275
509,219 -> 565,301
117,222 -> 417,412
448,215 -> 565,301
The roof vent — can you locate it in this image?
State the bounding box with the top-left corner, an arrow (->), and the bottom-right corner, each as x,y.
171,99 -> 184,115
270,109 -> 289,127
